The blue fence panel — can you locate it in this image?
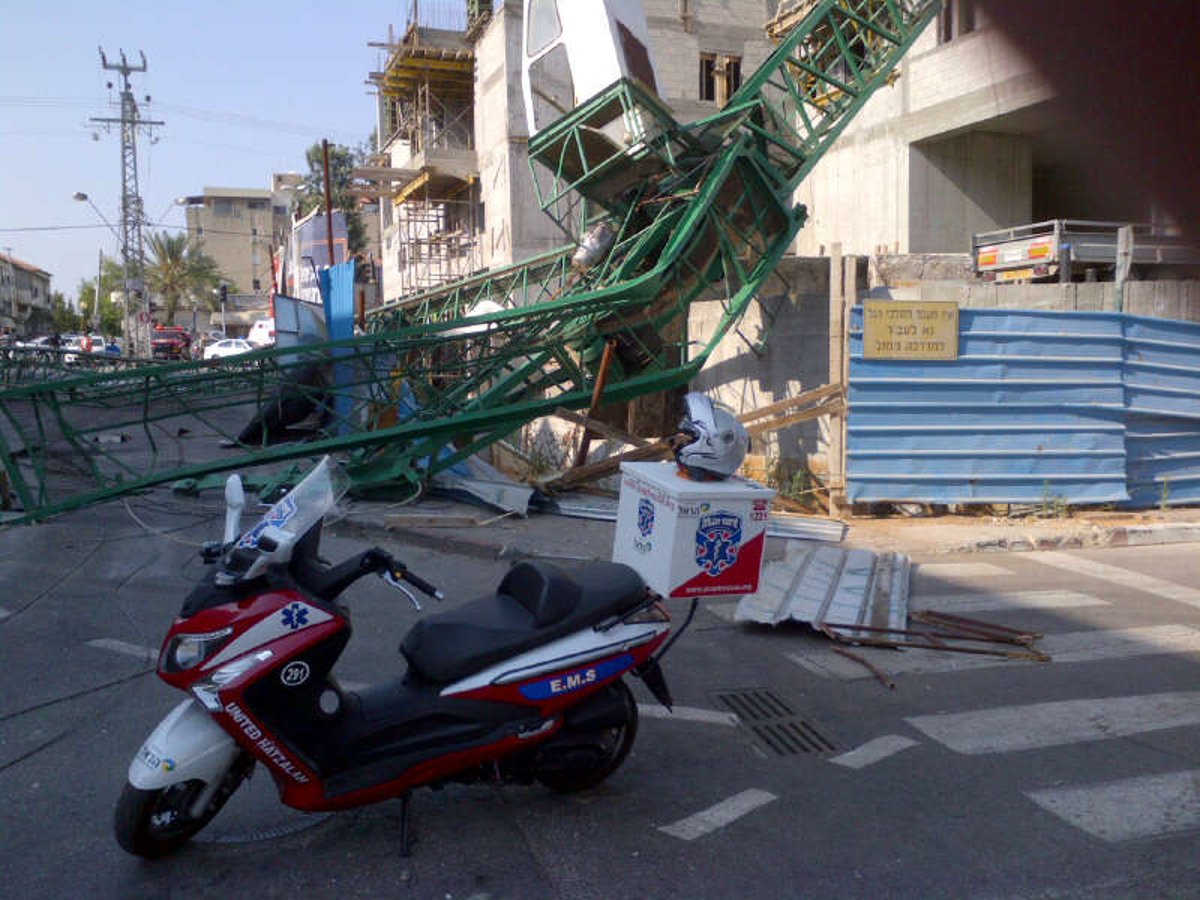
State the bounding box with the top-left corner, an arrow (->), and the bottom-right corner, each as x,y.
848,307 -> 1200,508
1121,315 -> 1200,506
1125,415 -> 1200,507
848,308 -> 1130,505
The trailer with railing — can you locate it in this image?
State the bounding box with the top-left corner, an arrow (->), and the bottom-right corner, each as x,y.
972,219 -> 1200,284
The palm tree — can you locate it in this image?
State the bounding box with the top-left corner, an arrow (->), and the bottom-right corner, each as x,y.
144,232 -> 221,325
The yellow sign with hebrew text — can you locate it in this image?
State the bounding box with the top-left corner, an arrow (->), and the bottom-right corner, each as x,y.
863,300 -> 959,360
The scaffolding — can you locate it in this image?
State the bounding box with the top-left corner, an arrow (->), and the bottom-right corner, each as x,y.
364,19 -> 481,303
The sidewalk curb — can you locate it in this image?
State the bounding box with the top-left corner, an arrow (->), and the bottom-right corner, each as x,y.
950,521 -> 1200,554
334,504 -> 1200,561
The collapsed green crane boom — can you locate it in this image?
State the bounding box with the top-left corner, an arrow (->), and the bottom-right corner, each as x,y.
0,0 -> 938,525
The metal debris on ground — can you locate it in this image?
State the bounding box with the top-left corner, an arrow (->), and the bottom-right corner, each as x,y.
735,545 -> 909,633
735,545 -> 1049,672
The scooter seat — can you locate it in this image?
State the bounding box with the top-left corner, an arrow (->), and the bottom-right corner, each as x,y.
400,560 -> 648,684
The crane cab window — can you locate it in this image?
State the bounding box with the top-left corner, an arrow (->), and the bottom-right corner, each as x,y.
527,0 -> 562,56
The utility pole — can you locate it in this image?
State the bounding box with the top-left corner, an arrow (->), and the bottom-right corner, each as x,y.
91,48 -> 163,355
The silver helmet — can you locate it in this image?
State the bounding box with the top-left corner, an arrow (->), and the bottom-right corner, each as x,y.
674,392 -> 748,480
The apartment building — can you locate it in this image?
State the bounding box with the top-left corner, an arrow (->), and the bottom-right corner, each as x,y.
0,252 -> 52,336
179,185 -> 295,295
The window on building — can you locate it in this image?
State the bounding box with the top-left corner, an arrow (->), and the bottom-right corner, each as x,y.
700,52 -> 742,105
213,199 -> 235,217
939,0 -> 976,43
248,199 -> 268,210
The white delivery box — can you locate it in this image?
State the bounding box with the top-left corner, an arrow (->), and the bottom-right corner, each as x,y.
613,461 -> 775,599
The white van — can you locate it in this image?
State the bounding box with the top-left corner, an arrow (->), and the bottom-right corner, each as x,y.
247,318 -> 275,348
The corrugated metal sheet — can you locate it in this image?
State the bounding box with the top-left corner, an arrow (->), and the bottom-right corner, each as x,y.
1124,314 -> 1200,506
734,545 -> 909,636
847,308 -> 1200,508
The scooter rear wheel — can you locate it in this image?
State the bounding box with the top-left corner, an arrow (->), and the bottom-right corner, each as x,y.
114,753 -> 253,857
536,679 -> 638,793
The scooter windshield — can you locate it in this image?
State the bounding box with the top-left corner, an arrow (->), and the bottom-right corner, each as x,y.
234,456 -> 349,552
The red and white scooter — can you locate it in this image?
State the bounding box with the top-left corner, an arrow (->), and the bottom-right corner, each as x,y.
116,457 -> 686,857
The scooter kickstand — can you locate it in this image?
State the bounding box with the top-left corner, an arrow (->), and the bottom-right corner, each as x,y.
399,791 -> 417,857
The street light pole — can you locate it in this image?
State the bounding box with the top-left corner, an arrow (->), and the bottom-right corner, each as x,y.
95,247 -> 103,333
74,191 -> 130,352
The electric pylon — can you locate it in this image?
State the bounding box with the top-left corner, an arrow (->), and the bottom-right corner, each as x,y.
91,48 -> 163,353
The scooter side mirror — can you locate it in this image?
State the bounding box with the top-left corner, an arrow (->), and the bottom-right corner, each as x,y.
223,474 -> 246,545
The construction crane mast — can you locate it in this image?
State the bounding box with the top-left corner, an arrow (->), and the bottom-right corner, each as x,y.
0,1 -> 939,525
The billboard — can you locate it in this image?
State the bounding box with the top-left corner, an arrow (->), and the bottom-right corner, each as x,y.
290,212 -> 349,304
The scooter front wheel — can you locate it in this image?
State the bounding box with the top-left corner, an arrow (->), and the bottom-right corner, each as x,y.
114,753 -> 254,858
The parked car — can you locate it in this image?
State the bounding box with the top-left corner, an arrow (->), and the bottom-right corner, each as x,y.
203,338 -> 255,360
62,334 -> 89,365
247,318 -> 275,348
151,325 -> 192,361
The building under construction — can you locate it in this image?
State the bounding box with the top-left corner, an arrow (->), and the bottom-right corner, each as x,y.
363,1 -> 778,307
365,8 -> 483,302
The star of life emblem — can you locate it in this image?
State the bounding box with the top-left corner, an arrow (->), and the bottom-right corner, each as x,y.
637,498 -> 655,537
694,511 -> 742,577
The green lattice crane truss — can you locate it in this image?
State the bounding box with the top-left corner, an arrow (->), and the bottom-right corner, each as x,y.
0,0 -> 938,525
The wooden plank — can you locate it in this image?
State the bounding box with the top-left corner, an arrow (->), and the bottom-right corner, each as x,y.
736,382 -> 841,424
542,439 -> 674,491
554,407 -> 650,448
744,396 -> 843,439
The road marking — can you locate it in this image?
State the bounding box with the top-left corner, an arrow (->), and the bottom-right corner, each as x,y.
1026,770 -> 1200,843
638,704 -> 739,727
914,562 -> 1011,579
829,735 -> 919,769
0,607 -> 11,620
907,691 -> 1200,755
86,638 -> 158,662
789,624 -> 1200,680
1030,551 -> 1200,609
912,589 -> 1109,614
658,789 -> 777,841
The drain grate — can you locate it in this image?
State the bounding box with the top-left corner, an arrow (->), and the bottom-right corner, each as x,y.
712,688 -> 838,757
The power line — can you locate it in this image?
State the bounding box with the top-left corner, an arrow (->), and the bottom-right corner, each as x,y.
0,224 -> 116,233
0,94 -> 364,142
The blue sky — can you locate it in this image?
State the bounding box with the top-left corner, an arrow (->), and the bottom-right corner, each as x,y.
0,0 -> 452,302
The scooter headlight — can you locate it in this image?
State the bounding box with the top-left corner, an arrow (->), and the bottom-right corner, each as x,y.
164,627 -> 233,672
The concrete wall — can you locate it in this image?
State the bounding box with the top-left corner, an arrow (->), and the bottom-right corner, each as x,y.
909,132 -> 1032,253
475,6 -> 576,272
871,255 -> 1200,319
795,22 -> 1054,257
690,256 -> 833,471
644,0 -> 775,125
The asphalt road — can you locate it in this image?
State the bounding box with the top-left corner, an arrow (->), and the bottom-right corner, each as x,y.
2,494 -> 1199,899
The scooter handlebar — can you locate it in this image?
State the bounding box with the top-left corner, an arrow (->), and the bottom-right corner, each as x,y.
397,567 -> 444,602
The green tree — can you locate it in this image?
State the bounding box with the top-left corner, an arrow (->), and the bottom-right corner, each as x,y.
48,291 -> 80,334
296,141 -> 367,257
76,270 -> 125,337
144,231 -> 221,325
